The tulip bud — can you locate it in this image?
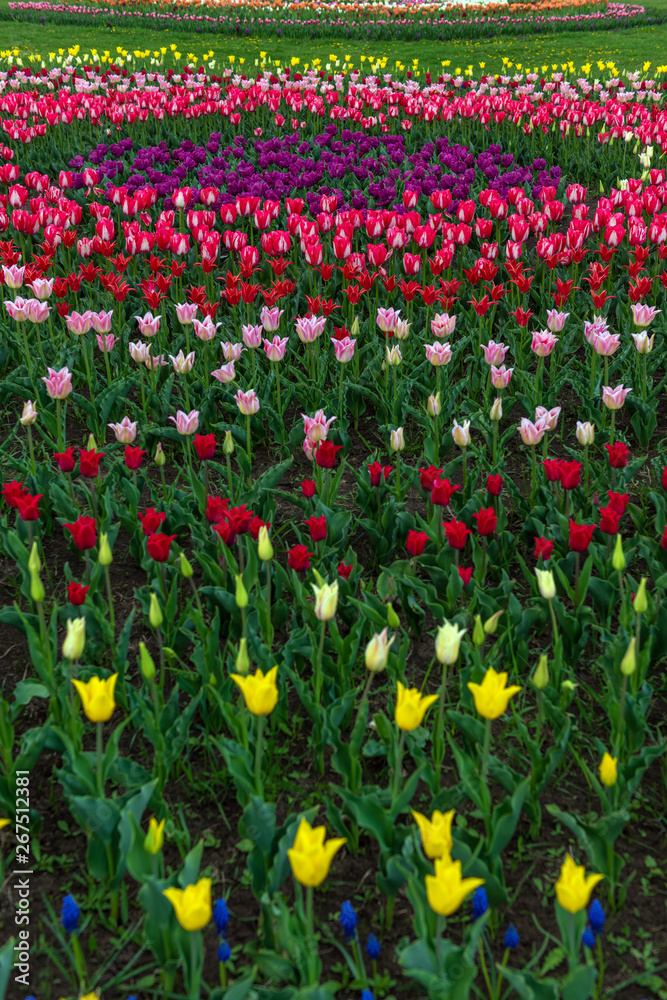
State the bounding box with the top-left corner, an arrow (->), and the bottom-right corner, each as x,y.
154,442 -> 166,466
633,577 -> 647,614
139,641 -> 156,680
20,400 -> 38,426
620,636 -> 636,675
144,816 -> 165,855
427,392 -> 441,417
561,679 -> 577,694
350,315 -> 360,339
535,568 -> 556,600
387,601 -> 400,628
472,614 -> 484,646
390,427 -> 405,452
598,751 -> 618,788
490,396 -> 503,422
223,430 -> 234,455
576,421 -> 595,446
484,610 -> 503,635
235,574 -> 248,608
258,525 -> 274,562
62,617 -> 86,660
98,532 -> 112,566
28,540 -> 41,574
149,592 -> 163,628
87,433 -> 97,451
30,569 -> 44,603
612,535 -> 625,572
365,627 -> 395,673
532,654 -> 549,690
235,637 -> 250,675
180,552 -> 194,578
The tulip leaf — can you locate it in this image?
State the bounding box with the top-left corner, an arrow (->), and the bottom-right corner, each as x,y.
488,778 -> 530,858
496,965 -> 558,1000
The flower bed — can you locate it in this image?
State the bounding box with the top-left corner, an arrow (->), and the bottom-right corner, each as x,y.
0,63 -> 665,1000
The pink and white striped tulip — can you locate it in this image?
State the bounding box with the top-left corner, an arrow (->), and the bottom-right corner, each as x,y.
175,302 -> 198,325
129,341 -> 151,364
135,311 -> 161,338
170,350 -> 195,374
535,406 -> 561,431
91,310 -> 114,334
261,306 -> 284,332
211,362 -> 236,383
242,324 -> 263,349
490,365 -> 513,389
41,366 -> 72,400
481,340 -> 508,366
5,297 -> 30,322
96,333 -> 118,353
452,419 -> 471,447
221,341 -> 245,362
631,303 -> 661,328
28,277 -> 53,300
25,299 -> 50,324
376,307 -> 401,333
425,342 -> 452,366
296,315 -> 326,344
303,410 -> 336,443
546,309 -> 569,333
518,418 -> 546,446
169,409 -> 200,434
193,317 -> 221,342
530,330 -> 558,357
632,331 -> 655,354
263,335 -> 289,362
332,336 -> 356,363
235,389 -> 260,416
431,313 -> 456,339
2,264 -> 24,289
602,384 -> 632,410
592,331 -> 621,356
108,416 -> 137,443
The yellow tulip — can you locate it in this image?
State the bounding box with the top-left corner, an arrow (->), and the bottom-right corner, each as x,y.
425,855 -> 485,917
0,818 -> 10,831
412,809 -> 455,859
62,617 -> 86,660
231,666 -> 278,716
144,817 -> 166,854
163,877 -> 212,931
72,674 -> 118,722
287,817 -> 346,887
598,752 -> 618,788
555,855 -> 604,914
394,681 -> 438,732
467,667 -> 521,720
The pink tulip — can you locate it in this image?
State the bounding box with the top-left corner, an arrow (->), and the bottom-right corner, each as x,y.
263,335 -> 289,362
5,297 -> 30,322
602,384 -> 631,410
295,315 -> 326,344
41,366 -> 72,400
584,315 -> 610,345
303,409 -> 336,443
65,310 -> 93,336
425,342 -> 453,366
193,317 -> 221,341
29,277 -> 53,300
96,333 -> 118,353
135,311 -> 161,338
3,264 -> 24,289
632,331 -> 655,354
145,353 -> 169,371
211,362 -> 236,383
490,365 -> 513,389
25,299 -> 50,324
535,405 -> 561,431
129,341 -> 151,364
631,302 -> 661,328
546,309 -> 568,333
431,312 -> 457,339
169,409 -> 200,434
592,331 -> 621,356
235,389 -> 260,415
242,324 -> 263,349
260,305 -> 284,332
518,417 -> 546,446
90,309 -> 114,334
331,336 -> 356,363
530,330 -> 558,357
376,307 -> 401,333
108,416 -> 137,443
169,350 -> 195,374
481,340 -> 508,366
221,341 -> 245,362
175,302 -> 198,325
303,437 -> 316,461
394,319 -> 411,341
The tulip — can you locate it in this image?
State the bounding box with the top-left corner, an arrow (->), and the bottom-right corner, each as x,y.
42,366 -> 72,400
395,681 -> 438,732
630,302 -> 660,328
175,302 -> 198,324
149,592 -> 163,628
163,878 -> 212,931
427,392 -> 441,417
633,577 -> 647,613
467,667 -> 521,721
72,673 -> 117,723
620,637 -> 636,676
108,416 -> 137,444
312,581 -> 338,622
260,306 -> 284,332
211,362 -> 236,384
235,638 -> 250,676
425,855 -> 485,917
601,384 -> 631,411
576,421 -> 595,446
365,628 -> 395,673
231,665 -> 278,717
435,621 -> 466,665
386,345 -> 402,367
411,809 -> 455,859
139,642 -> 156,681
532,654 -> 550,690
169,350 -> 195,374
535,568 -> 556,600
303,410 -> 336,443
390,427 -> 405,452
62,617 -> 86,660
20,400 -> 38,426
555,855 -> 604,914
257,526 -> 273,562
452,419 -> 471,447
169,409 -> 199,435
144,817 -> 166,855
598,752 -> 618,787
288,818 -> 346,888
632,331 -> 655,354
490,365 -> 513,389
425,342 -> 452,367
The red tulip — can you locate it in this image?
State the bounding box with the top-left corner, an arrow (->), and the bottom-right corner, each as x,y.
64,515 -> 97,551
301,479 -> 316,498
226,505 -> 253,536
458,566 -> 473,585
16,493 -> 42,521
306,515 -> 327,543
315,441 -> 343,469
124,446 -> 146,470
194,434 -> 216,461
79,448 -> 105,478
605,442 -> 629,469
559,460 -> 582,491
444,519 -> 471,551
473,507 -> 497,536
419,465 -> 443,492
67,581 -> 89,605
338,562 -> 353,580
368,461 -> 392,487
431,478 -> 461,508
53,447 -> 77,473
206,496 -> 229,524
661,466 -> 667,490
569,521 -> 595,553
139,508 -> 167,535
2,480 -> 29,509
662,526 -> 667,550
486,474 -> 503,496
534,536 -> 554,561
542,459 -> 562,483
606,491 -> 629,516
598,506 -> 620,535
249,516 -> 270,541
406,530 -> 428,557
288,544 -> 313,572
147,532 -> 177,562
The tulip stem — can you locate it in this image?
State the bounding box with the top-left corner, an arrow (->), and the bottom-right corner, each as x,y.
104,565 -> 115,645
435,914 -> 444,974
315,620 -> 326,707
265,563 -> 273,653
306,885 -> 317,986
609,410 -> 615,447
96,720 -> 104,797
246,413 -> 252,489
548,598 -> 559,646
226,452 -> 235,502
433,664 -> 448,788
392,730 -> 405,804
56,397 -> 63,452
255,714 -> 264,796
634,611 -> 642,696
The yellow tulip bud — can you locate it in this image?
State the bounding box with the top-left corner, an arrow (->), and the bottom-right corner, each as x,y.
633,577 -> 647,614
149,592 -> 163,628
223,430 -> 234,455
62,617 -> 86,660
87,433 -> 97,451
154,442 -> 166,467
28,540 -> 41,574
484,610 -> 503,635
386,601 -> 400,629
532,654 -> 549,690
235,574 -> 248,608
98,532 -> 112,566
179,552 -> 193,578
144,816 -> 166,855
30,569 -> 44,603
612,535 -> 625,572
472,614 -> 484,646
598,752 -> 618,788
620,637 -> 636,676
235,637 -> 250,675
139,641 -> 156,681
257,525 -> 273,562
